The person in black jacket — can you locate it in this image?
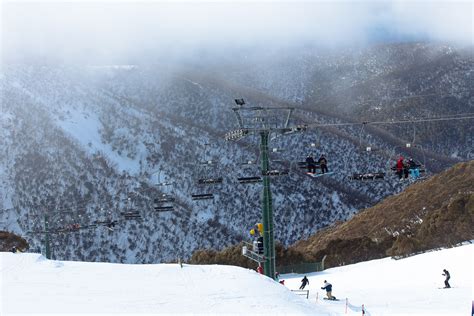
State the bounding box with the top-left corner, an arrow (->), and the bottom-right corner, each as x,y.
442,269 -> 451,288
306,155 -> 316,174
299,276 -> 309,290
321,280 -> 335,300
318,155 -> 328,174
407,158 -> 420,179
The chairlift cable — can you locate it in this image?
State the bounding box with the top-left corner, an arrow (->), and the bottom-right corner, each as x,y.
303,113 -> 474,129
313,90 -> 472,108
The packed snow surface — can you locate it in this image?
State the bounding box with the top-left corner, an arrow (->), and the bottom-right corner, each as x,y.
0,243 -> 472,315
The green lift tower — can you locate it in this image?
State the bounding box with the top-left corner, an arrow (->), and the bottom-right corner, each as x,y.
225,99 -> 306,280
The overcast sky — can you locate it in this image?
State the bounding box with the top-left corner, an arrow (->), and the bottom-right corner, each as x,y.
1,0 -> 472,63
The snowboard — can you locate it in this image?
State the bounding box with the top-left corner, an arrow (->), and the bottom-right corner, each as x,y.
306,172 -> 334,178
323,297 -> 339,301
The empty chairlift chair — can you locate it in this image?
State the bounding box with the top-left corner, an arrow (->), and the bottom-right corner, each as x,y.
153,194 -> 175,212
237,159 -> 262,184
121,210 -> 141,220
191,147 -> 222,201
349,145 -> 386,181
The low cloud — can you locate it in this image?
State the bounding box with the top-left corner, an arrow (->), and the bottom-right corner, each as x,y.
1,0 -> 472,63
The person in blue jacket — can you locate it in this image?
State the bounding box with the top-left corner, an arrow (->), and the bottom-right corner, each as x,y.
321,280 -> 335,300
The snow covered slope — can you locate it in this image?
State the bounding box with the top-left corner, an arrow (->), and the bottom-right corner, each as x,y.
282,243 -> 473,316
1,243 -> 472,315
0,252 -> 326,315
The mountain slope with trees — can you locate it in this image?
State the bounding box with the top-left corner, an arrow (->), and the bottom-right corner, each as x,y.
292,160 -> 473,267
0,42 -> 472,263
190,160 -> 473,268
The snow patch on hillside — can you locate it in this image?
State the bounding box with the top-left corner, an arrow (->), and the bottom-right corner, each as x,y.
56,108 -> 141,174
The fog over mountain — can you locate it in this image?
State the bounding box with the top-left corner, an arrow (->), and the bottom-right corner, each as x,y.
2,0 -> 472,64
0,1 -> 472,263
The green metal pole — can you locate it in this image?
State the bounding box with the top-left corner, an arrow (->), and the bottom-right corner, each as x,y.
44,214 -> 51,259
260,131 -> 276,280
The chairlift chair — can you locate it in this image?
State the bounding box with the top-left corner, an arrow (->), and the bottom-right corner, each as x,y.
264,169 -> 289,177
153,194 -> 175,212
152,171 -> 176,212
121,210 -> 141,220
236,158 -> 262,184
192,145 -> 223,201
237,176 -> 262,184
153,187 -> 175,212
191,193 -> 214,200
154,205 -> 174,212
265,146 -> 290,177
348,134 -> 387,181
122,195 -> 142,219
196,159 -> 223,185
389,143 -> 427,180
154,194 -> 175,204
349,172 -> 386,181
197,177 -> 223,185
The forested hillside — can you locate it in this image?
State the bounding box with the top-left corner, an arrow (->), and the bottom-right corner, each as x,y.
0,42 -> 472,263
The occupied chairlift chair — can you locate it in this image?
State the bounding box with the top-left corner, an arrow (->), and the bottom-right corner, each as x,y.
389,143 -> 427,178
388,125 -> 426,180
296,143 -> 330,176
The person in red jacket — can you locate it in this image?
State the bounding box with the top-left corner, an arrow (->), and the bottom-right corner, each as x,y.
396,156 -> 405,179
257,265 -> 263,274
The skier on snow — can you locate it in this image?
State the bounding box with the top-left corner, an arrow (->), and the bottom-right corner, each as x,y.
299,276 -> 309,290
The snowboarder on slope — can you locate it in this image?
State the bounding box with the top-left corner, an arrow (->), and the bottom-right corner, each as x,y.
442,269 -> 451,288
321,280 -> 335,300
299,276 -> 309,290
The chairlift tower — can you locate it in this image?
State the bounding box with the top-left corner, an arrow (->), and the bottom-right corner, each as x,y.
225,99 -> 306,280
